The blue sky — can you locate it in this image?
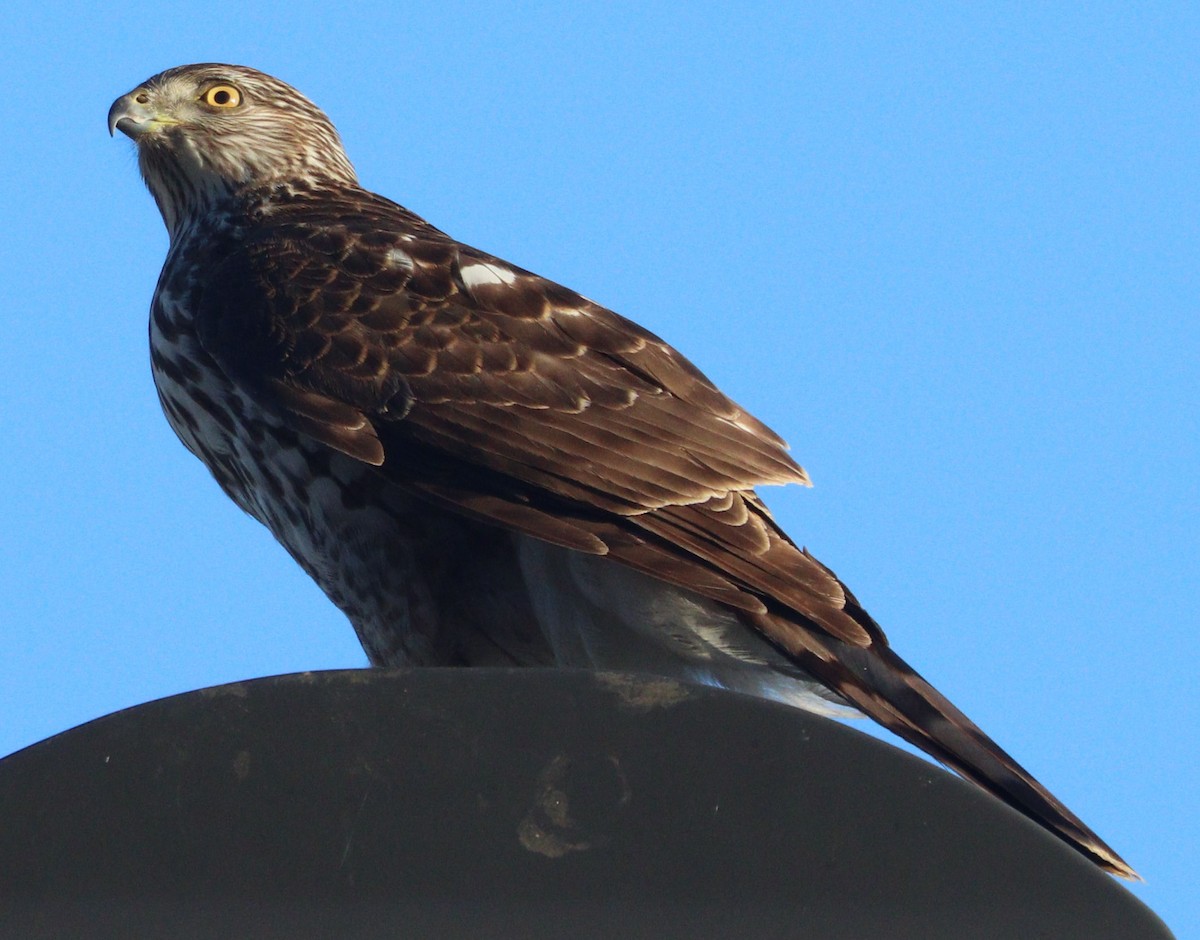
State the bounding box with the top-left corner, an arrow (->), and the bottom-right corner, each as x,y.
0,2 -> 1194,930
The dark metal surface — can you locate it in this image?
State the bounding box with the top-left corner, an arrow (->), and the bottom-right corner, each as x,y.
0,669 -> 1171,939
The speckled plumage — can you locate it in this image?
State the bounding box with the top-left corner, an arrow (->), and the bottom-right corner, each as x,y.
109,63 -> 1134,877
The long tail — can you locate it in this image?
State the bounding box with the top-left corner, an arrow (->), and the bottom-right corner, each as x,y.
750,602 -> 1138,879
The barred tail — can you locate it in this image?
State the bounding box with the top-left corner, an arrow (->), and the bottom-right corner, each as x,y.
751,601 -> 1138,879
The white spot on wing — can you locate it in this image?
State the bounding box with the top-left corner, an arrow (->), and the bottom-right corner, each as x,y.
385,248 -> 414,271
460,261 -> 518,289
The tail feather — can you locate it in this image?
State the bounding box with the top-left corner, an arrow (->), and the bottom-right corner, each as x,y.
750,607 -> 1139,880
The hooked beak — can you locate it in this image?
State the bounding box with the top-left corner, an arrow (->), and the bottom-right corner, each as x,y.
108,92 -> 176,139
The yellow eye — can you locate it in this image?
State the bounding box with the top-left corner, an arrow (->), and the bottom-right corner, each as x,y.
202,85 -> 241,108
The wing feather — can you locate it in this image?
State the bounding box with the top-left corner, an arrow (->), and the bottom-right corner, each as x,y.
192,191 -> 857,645
187,183 -> 1136,877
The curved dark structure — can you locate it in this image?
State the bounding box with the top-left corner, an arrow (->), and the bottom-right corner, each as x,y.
0,669 -> 1171,939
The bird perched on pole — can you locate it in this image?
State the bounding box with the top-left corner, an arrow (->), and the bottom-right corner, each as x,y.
109,63 -> 1135,878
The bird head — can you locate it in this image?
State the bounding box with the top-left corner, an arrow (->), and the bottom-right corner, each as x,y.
109,64 -> 358,237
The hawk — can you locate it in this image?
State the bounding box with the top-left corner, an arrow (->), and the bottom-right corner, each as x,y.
109,63 -> 1134,878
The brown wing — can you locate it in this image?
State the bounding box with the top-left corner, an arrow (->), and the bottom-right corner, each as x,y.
194,188 -> 1135,878
195,189 -> 875,647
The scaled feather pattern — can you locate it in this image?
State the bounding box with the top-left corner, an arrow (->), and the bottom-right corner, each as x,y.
109,63 -> 1136,878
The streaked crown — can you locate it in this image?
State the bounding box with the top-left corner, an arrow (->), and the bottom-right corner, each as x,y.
109,64 -> 358,237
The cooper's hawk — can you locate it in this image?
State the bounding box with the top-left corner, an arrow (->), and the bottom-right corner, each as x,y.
108,63 -> 1134,877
